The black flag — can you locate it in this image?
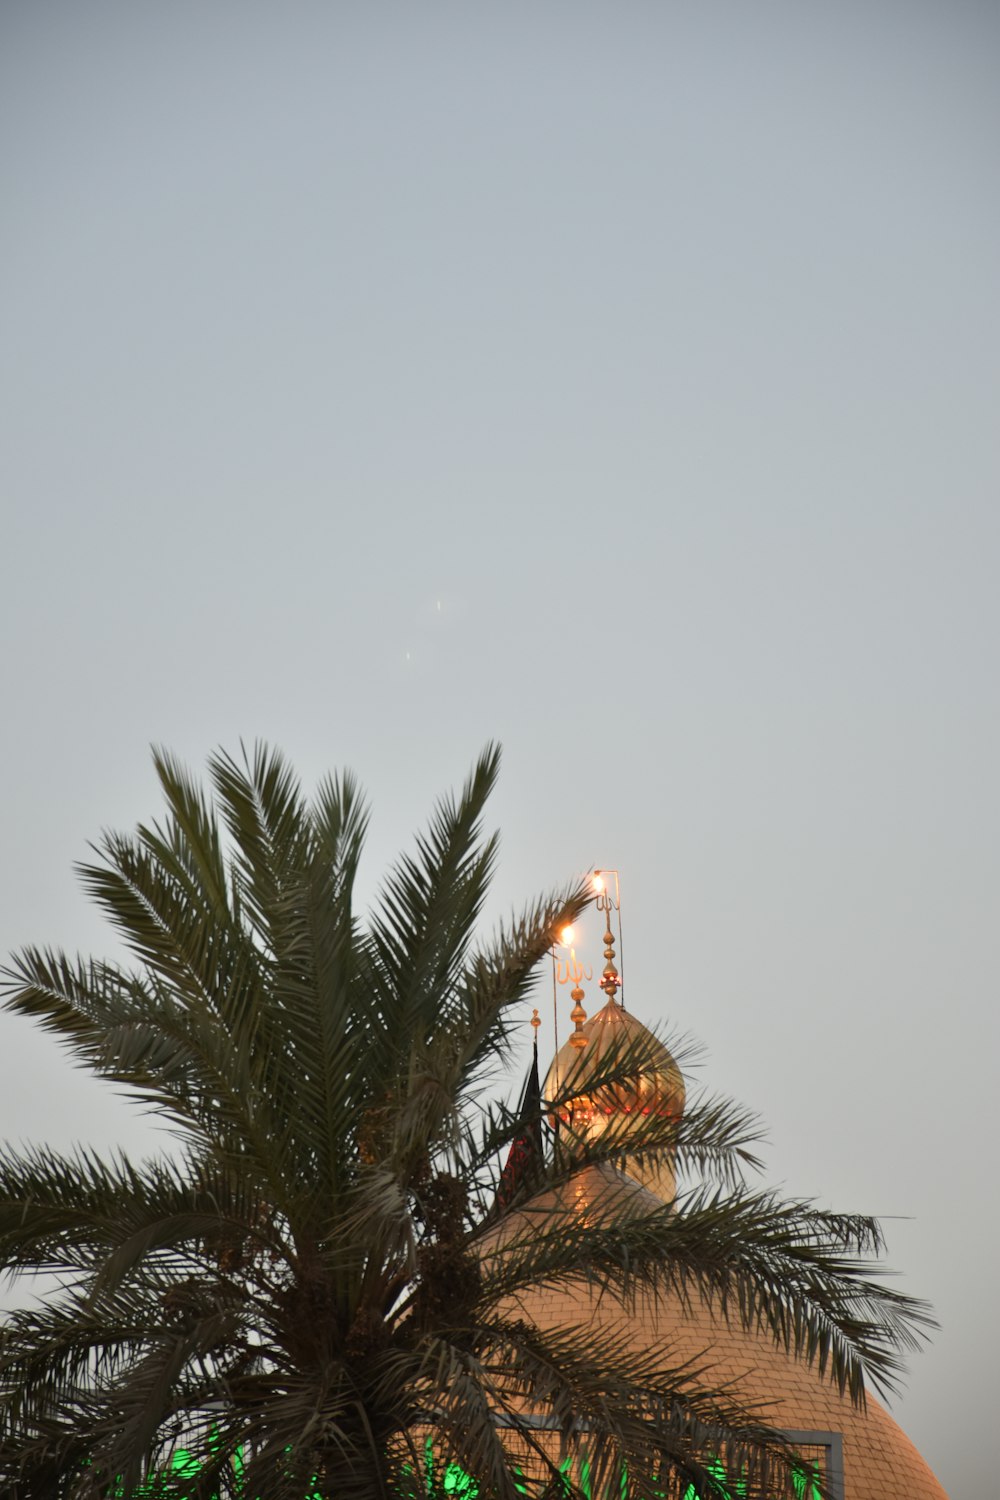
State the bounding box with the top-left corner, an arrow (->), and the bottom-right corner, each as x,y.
496,1044 -> 544,1211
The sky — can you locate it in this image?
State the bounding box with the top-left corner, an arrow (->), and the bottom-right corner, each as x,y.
1,3 -> 997,1493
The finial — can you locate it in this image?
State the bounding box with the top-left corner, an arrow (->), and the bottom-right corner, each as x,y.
554,930 -> 591,1048
568,977 -> 588,1050
594,870 -> 623,1006
598,923 -> 620,1003
530,1005 -> 541,1060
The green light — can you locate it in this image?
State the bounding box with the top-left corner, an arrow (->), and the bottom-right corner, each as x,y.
110,1440 -> 824,1500
442,1459 -> 479,1497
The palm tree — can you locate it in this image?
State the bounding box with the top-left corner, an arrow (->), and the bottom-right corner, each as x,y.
0,745 -> 930,1500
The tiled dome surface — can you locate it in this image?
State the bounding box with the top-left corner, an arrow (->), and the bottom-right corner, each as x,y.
515,1276 -> 946,1499
486,1163 -> 948,1500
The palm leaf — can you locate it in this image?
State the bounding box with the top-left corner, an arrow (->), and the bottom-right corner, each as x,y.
0,744 -> 934,1499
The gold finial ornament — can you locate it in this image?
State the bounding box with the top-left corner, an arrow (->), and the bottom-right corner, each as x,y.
530,1007 -> 541,1035
594,871 -> 623,1006
568,980 -> 588,1050
599,920 -> 620,1002
554,947 -> 592,987
554,937 -> 590,1051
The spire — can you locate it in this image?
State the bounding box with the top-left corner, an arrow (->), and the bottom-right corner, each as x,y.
568,975 -> 588,1050
495,1013 -> 545,1211
554,926 -> 590,1051
594,871 -> 623,1008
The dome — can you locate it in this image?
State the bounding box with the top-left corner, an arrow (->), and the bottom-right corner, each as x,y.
543,999 -> 686,1125
509,1192 -> 948,1500
502,998 -> 951,1500
542,1000 -> 685,1201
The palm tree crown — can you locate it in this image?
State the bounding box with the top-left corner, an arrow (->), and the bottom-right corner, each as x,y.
0,745 -> 931,1499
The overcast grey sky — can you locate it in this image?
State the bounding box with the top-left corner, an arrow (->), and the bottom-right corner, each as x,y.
2,4 -> 997,1493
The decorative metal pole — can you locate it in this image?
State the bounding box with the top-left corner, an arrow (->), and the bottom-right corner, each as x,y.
593,869 -> 624,1009
554,929 -> 592,1050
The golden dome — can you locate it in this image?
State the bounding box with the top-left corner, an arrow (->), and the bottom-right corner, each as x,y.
542,1000 -> 686,1125
510,1185 -> 949,1500
542,999 -> 685,1203
511,999 -> 950,1499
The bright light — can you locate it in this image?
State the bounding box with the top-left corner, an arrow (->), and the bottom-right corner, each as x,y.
592,872 -> 605,892
560,924 -> 575,946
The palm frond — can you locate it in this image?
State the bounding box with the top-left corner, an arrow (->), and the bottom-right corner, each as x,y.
480,1181 -> 933,1404
0,743 -> 935,1499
